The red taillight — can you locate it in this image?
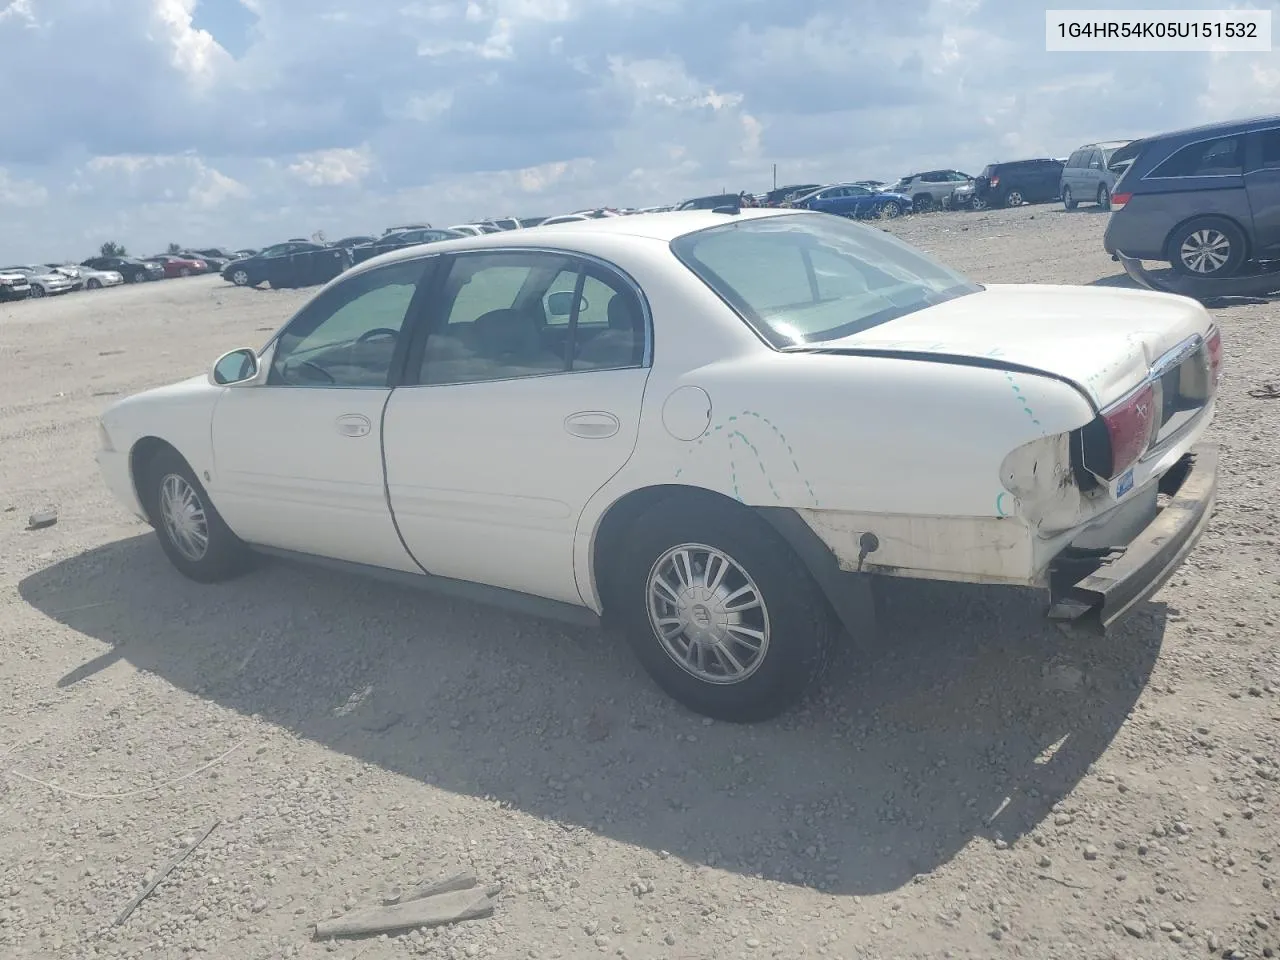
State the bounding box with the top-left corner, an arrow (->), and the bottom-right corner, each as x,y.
1110,191 -> 1131,210
1082,382 -> 1161,481
1206,327 -> 1223,386
989,175 -> 999,188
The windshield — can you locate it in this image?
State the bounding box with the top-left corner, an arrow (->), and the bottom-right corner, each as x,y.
669,213 -> 982,347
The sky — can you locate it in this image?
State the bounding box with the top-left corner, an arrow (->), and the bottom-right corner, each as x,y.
0,0 -> 1277,262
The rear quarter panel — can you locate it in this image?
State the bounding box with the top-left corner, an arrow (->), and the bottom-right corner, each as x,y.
1106,181 -> 1254,259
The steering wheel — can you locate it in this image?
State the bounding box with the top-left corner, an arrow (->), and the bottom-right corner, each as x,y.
283,359 -> 335,384
356,327 -> 399,343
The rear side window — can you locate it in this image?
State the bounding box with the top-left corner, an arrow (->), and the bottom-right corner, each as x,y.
1150,135 -> 1243,178
1258,129 -> 1280,170
1066,150 -> 1084,168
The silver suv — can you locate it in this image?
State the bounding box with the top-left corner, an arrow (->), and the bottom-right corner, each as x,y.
1060,141 -> 1131,211
888,170 -> 973,212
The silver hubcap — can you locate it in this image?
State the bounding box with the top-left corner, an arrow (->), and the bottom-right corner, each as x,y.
1180,229 -> 1230,273
159,473 -> 209,562
232,270 -> 248,285
1008,191 -> 1023,205
646,543 -> 771,685
880,203 -> 900,218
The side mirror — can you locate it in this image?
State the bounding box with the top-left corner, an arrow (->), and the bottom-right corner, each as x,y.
546,290 -> 589,318
210,348 -> 259,386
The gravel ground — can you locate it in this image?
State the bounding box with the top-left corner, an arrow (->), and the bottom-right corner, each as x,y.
2,205 -> 1279,960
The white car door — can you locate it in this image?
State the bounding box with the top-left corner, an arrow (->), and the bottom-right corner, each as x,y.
382,249 -> 651,605
209,257 -> 437,572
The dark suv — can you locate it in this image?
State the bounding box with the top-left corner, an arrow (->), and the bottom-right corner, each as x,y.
965,158 -> 1065,209
1103,115 -> 1280,279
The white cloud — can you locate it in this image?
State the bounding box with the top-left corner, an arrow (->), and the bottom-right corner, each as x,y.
287,146 -> 375,186
0,0 -> 1277,260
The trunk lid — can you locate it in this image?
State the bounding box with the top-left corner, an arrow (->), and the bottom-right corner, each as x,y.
802,283 -> 1213,408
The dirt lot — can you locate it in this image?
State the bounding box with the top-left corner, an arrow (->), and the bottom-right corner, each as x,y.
2,206 -> 1279,960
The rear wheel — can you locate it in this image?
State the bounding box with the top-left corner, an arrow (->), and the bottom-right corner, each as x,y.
970,195 -> 988,211
144,448 -> 251,583
1097,184 -> 1111,210
1168,216 -> 1247,279
913,193 -> 934,213
86,278 -> 102,289
30,285 -> 45,298
610,499 -> 837,722
1062,185 -> 1077,210
1004,189 -> 1024,207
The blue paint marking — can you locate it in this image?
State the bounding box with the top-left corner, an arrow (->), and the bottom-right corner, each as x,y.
673,409 -> 819,506
1116,468 -> 1134,498
995,492 -> 1008,517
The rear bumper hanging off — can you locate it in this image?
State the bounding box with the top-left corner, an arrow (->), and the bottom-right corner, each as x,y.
1047,444 -> 1217,632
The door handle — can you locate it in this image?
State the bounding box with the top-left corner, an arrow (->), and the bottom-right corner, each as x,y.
564,411 -> 620,439
335,414 -> 372,437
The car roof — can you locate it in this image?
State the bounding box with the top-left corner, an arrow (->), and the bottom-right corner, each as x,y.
1143,114 -> 1280,143
350,208 -> 814,273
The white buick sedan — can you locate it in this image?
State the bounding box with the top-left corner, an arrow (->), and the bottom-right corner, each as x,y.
97,208 -> 1221,722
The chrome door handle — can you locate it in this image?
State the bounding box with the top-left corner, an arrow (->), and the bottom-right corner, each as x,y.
335,414 -> 372,437
564,411 -> 620,439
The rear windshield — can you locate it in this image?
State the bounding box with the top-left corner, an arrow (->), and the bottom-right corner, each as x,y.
669,213 -> 981,348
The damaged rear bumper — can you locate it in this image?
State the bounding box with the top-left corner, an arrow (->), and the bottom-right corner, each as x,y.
1047,443 -> 1217,632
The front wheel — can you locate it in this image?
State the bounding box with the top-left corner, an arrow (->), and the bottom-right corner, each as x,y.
129,271 -> 146,283
179,267 -> 191,277
145,448 -> 251,583
230,268 -> 252,287
913,194 -> 934,213
1168,216 -> 1247,279
1097,184 -> 1111,210
29,285 -> 45,298
86,278 -> 102,289
878,200 -> 903,219
611,499 -> 837,723
970,195 -> 988,211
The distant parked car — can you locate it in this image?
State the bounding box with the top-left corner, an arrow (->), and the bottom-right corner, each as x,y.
1060,141 -> 1132,211
965,159 -> 1065,210
788,183 -> 913,219
383,224 -> 431,235
46,263 -> 85,291
233,249 -> 258,259
0,267 -> 32,301
145,254 -> 208,278
179,250 -> 230,272
674,194 -> 742,211
329,236 -> 376,252
221,241 -> 349,288
446,223 -> 502,236
55,263 -> 123,289
760,184 -> 822,207
350,228 -> 465,264
1104,115 -> 1280,279
1,265 -> 73,297
482,217 -> 522,231
536,214 -> 592,226
81,256 -> 164,283
888,170 -> 974,212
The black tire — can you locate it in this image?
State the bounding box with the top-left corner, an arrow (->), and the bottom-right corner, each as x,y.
878,200 -> 903,219
29,285 -> 45,298
143,447 -> 251,583
130,270 -> 146,283
1062,185 -> 1078,210
610,498 -> 837,723
1096,184 -> 1111,210
179,267 -> 191,277
87,278 -> 102,289
229,268 -> 254,287
913,193 -> 934,213
1167,216 -> 1247,279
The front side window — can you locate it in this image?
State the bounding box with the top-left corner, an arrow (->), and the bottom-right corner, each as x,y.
1151,135 -> 1243,178
268,259 -> 428,387
670,213 -> 981,348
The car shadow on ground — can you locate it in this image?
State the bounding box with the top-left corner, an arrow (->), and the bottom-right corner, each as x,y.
19,534 -> 1167,897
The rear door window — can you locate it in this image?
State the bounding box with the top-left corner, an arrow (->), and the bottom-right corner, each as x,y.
1151,135 -> 1243,178
1258,128 -> 1280,170
1067,150 -> 1085,168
